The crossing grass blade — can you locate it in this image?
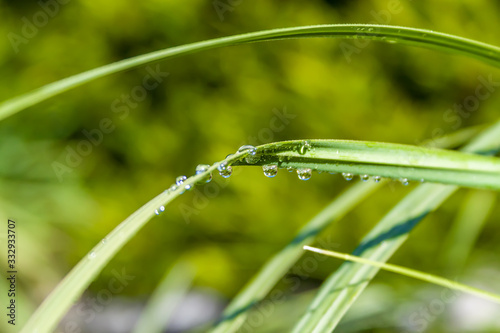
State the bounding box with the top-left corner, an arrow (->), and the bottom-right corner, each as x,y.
303,246 -> 500,304
209,126 -> 483,333
291,120 -> 500,332
1,24 -> 500,121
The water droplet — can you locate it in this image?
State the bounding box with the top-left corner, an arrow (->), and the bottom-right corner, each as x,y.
297,168 -> 312,181
195,164 -> 212,183
176,176 -> 187,186
169,184 -> 178,192
185,184 -> 193,191
342,172 -> 354,181
368,27 -> 374,32
400,178 -> 409,186
287,167 -> 294,172
218,162 -> 232,178
225,153 -> 234,159
237,145 -> 257,155
328,171 -> 337,175
101,238 -> 107,244
88,251 -> 96,259
360,174 -> 369,182
420,178 -> 425,183
263,165 -> 278,178
299,140 -> 312,155
155,205 -> 165,215
373,176 -> 382,183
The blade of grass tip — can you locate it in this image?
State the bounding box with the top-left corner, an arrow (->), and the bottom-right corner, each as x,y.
1,24 -> 500,121
210,126 -> 482,333
439,190 -> 496,274
20,152 -> 247,333
132,261 -> 195,333
303,246 -> 500,304
292,119 -> 500,332
235,139 -> 500,190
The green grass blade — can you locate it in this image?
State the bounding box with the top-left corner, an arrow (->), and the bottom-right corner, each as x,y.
236,139 -> 500,190
19,153 -> 245,333
1,24 -> 500,121
439,190 -> 496,273
292,120 -> 500,332
303,246 -> 500,304
210,126 -> 482,333
132,261 -> 195,333
210,181 -> 381,333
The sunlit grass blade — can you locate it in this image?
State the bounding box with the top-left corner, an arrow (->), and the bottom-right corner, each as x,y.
19,153 -> 246,333
303,246 -> 500,304
439,190 -> 496,273
132,261 -> 195,333
210,126 -> 483,333
292,119 -> 500,332
236,139 -> 500,190
1,24 -> 500,121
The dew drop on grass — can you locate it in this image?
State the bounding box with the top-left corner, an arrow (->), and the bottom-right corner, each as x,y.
373,176 -> 382,183
101,238 -> 107,244
263,165 -> 278,178
176,176 -> 187,186
297,168 -> 312,181
360,174 -> 370,182
195,164 -> 212,183
400,178 -> 409,186
287,167 -> 294,172
218,162 -> 233,178
299,140 -> 312,155
155,205 -> 165,215
88,251 -> 96,259
169,184 -> 178,192
238,145 -> 257,155
342,172 -> 354,181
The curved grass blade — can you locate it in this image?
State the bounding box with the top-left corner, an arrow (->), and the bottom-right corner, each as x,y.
132,261 -> 195,333
235,139 -> 500,190
1,24 -> 500,121
210,126 -> 482,333
303,246 -> 500,304
292,120 -> 500,332
19,152 -> 246,333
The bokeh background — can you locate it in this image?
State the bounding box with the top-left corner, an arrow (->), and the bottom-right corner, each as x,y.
1,0 -> 500,332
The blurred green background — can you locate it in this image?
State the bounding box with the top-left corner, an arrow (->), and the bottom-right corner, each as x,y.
1,0 -> 500,332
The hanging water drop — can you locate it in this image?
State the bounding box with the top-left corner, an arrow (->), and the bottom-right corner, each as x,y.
218,162 -> 233,178
299,140 -> 312,155
400,178 -> 409,186
195,164 -> 212,183
176,175 -> 187,186
360,174 -> 370,182
342,172 -> 354,181
297,168 -> 312,181
373,176 -> 382,183
287,167 -> 294,172
263,165 -> 278,178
